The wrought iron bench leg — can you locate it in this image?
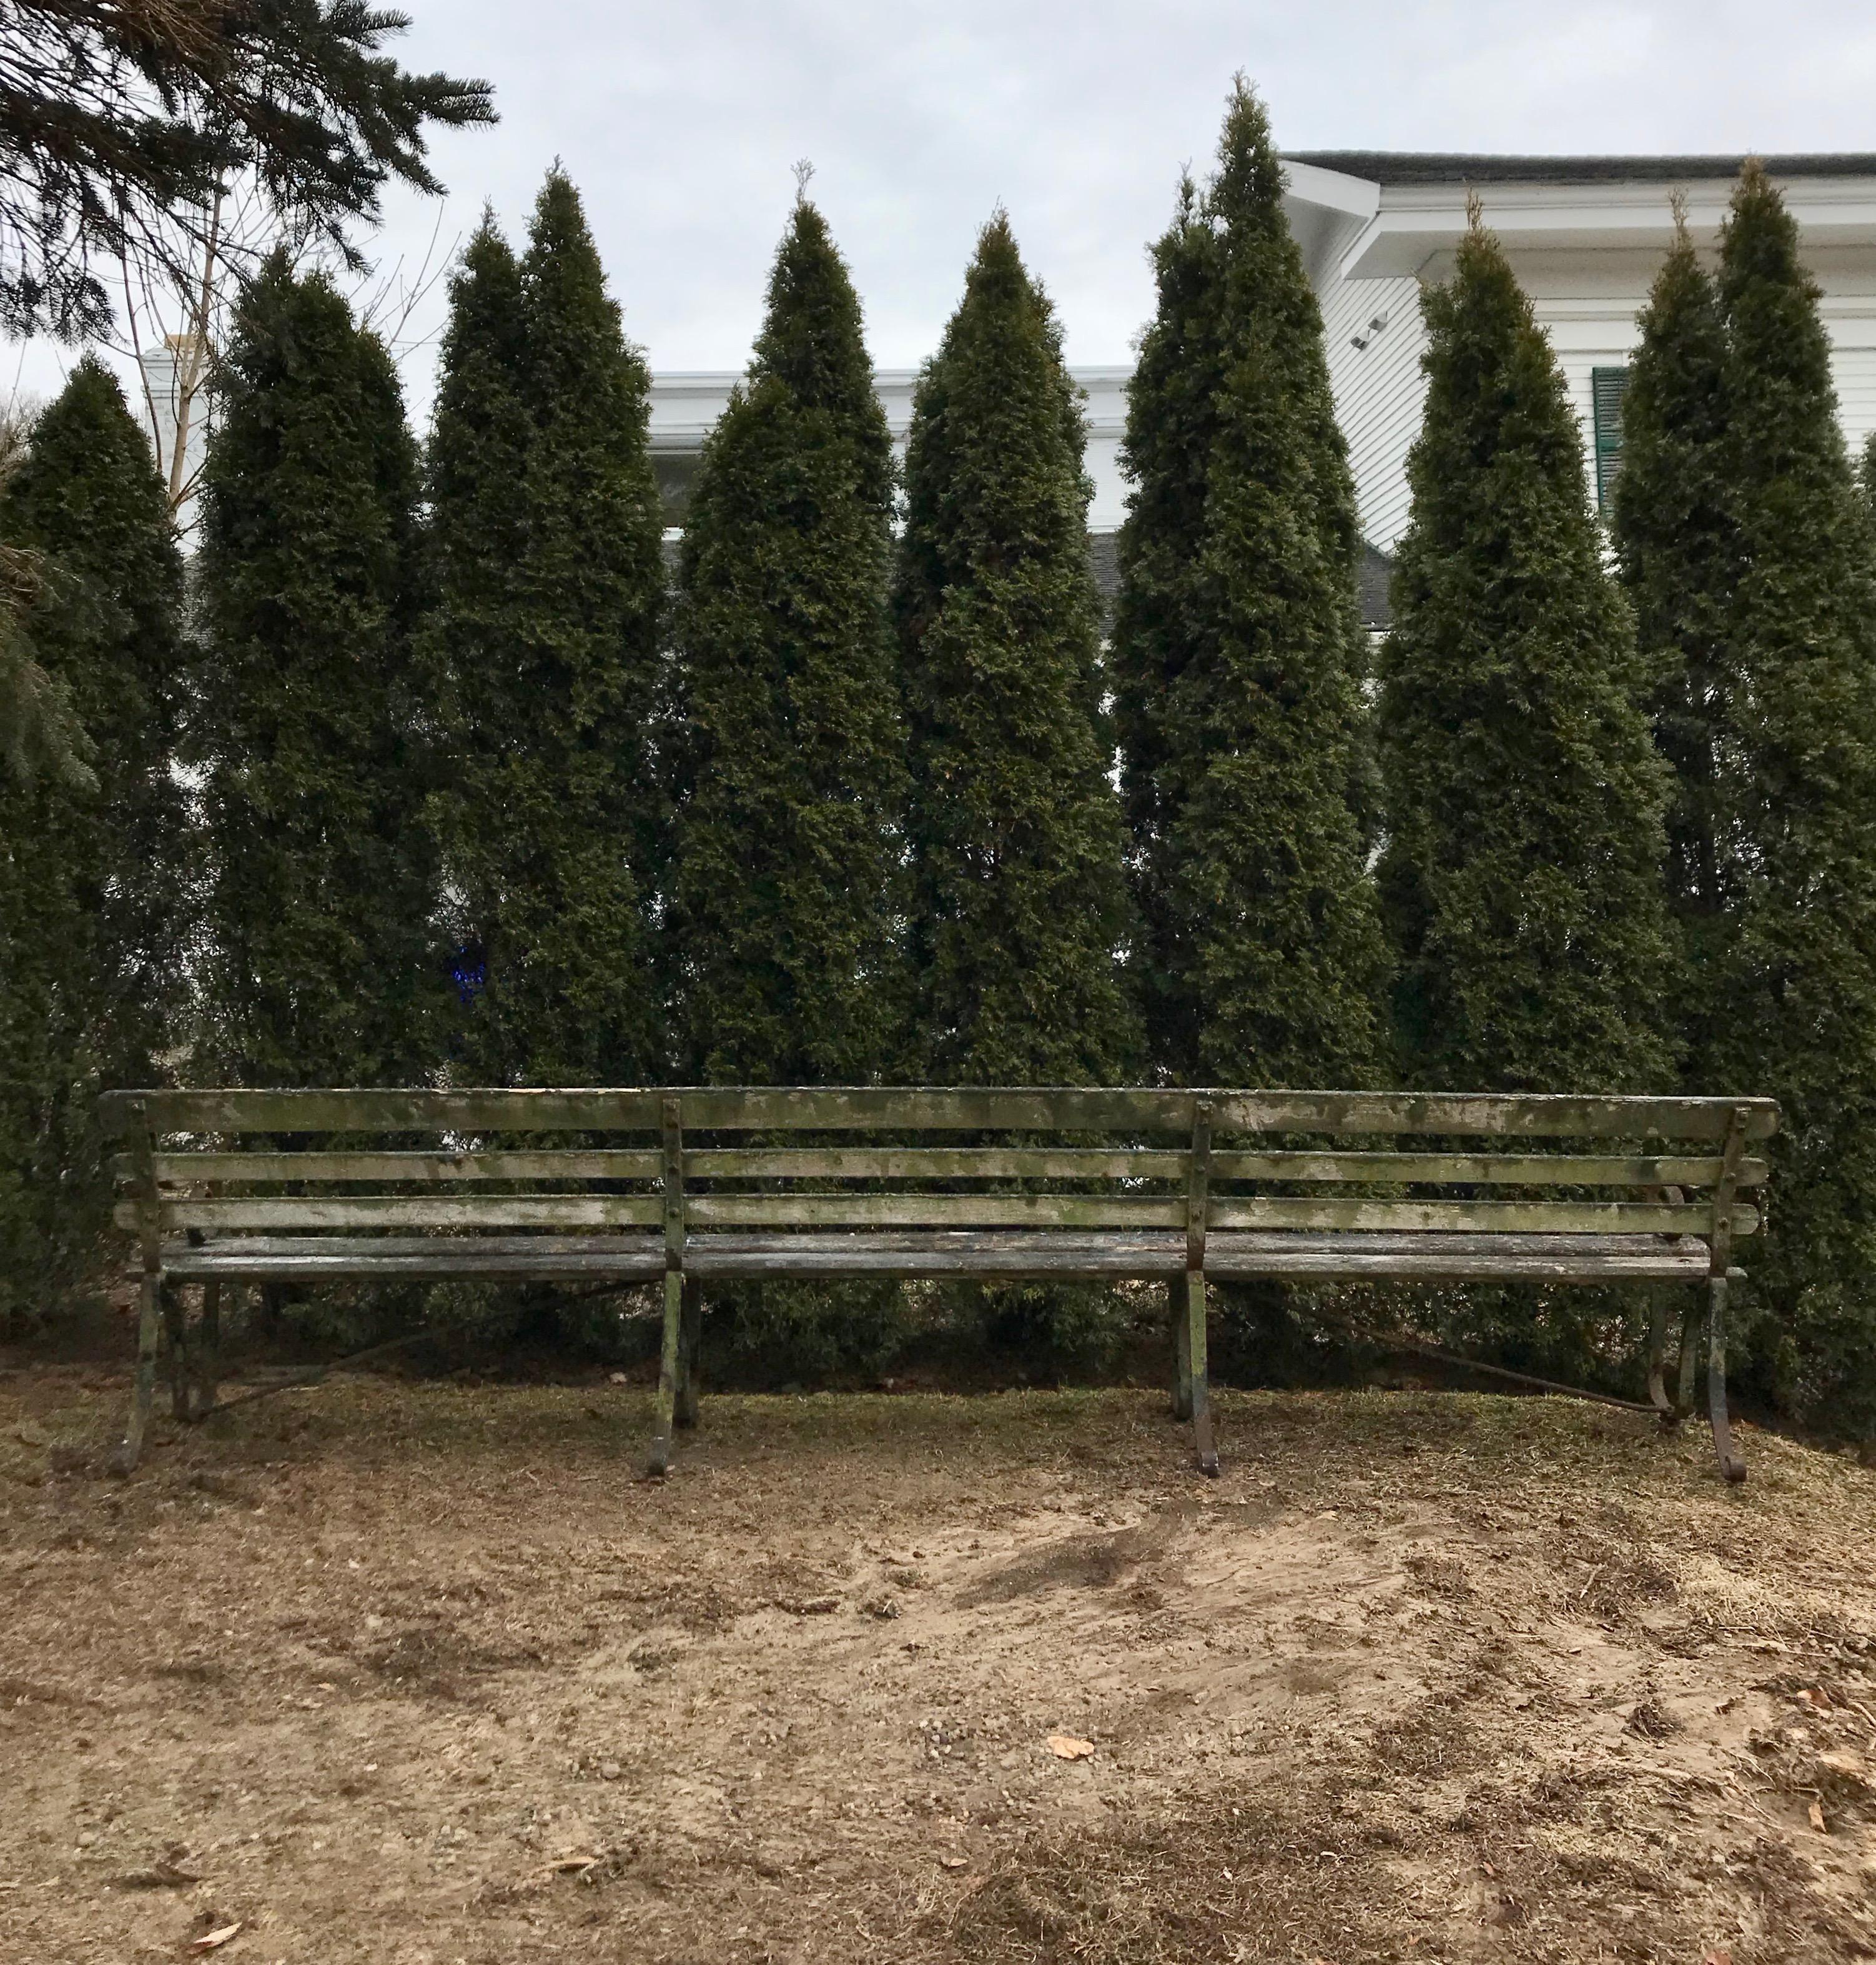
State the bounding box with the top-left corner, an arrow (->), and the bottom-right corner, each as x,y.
1675,1295 -> 1701,1422
1171,1276 -> 1193,1421
111,1269 -> 164,1475
676,1278 -> 703,1429
1707,1271 -> 1747,1483
647,1269 -> 684,1478
1185,1270 -> 1218,1477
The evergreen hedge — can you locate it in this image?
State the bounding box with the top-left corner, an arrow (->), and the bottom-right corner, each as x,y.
195,254 -> 439,1086
1609,207 -> 1730,1074
668,196 -> 907,1086
0,360 -> 187,1325
1704,164 -> 1876,1432
424,176 -> 666,1084
1112,82 -> 1388,1087
1378,210 -> 1674,1094
896,212 -> 1138,1086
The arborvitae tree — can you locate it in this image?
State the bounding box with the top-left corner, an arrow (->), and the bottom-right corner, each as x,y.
1860,429 -> 1876,528
196,253 -> 438,1086
896,213 -> 1138,1084
1378,210 -> 1674,1093
425,174 -> 664,1084
1609,204 -> 1732,1072
1709,163 -> 1876,1432
0,361 -> 186,1324
1111,82 -> 1388,1086
669,194 -> 906,1086
668,191 -> 907,1379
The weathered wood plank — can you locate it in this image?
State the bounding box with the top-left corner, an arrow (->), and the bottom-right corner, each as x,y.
1207,1197 -> 1758,1235
1205,1151 -> 1769,1187
141,1150 -> 663,1185
99,1087 -> 667,1137
117,1195 -> 663,1232
99,1084 -> 1781,1142
683,1193 -> 1188,1229
681,1147 -> 1191,1180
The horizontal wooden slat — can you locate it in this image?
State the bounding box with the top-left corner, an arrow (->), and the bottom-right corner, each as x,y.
99,1084 -> 1780,1142
683,1194 -> 1187,1229
116,1196 -> 663,1232
1205,1152 -> 1768,1188
99,1088 -> 667,1137
1206,1198 -> 1758,1235
681,1148 -> 1190,1180
143,1227 -> 1721,1285
139,1150 -> 663,1185
123,1144 -> 1770,1192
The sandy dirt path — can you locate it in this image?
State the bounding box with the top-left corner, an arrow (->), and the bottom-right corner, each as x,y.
2,1371 -> 1874,1962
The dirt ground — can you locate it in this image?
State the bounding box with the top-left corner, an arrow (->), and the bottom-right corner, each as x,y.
2,1364 -> 1875,1964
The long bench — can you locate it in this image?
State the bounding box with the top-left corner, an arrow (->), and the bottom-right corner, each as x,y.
100,1086 -> 1777,1482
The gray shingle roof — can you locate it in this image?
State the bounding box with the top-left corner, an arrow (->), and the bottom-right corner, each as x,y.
1285,151 -> 1876,186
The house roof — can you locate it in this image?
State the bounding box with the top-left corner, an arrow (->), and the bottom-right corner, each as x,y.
1284,152 -> 1876,187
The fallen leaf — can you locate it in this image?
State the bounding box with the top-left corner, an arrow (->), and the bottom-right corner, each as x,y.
1809,1800 -> 1829,1833
1702,1949 -> 1732,1965
1047,1734 -> 1095,1761
1715,1697 -> 1738,1715
608,1372 -> 629,1385
939,1856 -> 967,1870
191,1924 -> 242,1953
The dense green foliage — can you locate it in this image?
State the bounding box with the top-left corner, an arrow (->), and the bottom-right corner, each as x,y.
668,197 -> 907,1085
1609,213 -> 1731,1074
668,195 -> 910,1375
1111,83 -> 1388,1086
0,359 -> 186,1324
896,214 -> 1137,1085
1703,166 -> 1876,1432
1378,215 -> 1674,1094
425,176 -> 666,1083
195,254 -> 438,1086
1860,430 -> 1876,528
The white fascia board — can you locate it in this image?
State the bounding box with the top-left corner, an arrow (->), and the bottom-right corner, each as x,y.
1340,176 -> 1876,280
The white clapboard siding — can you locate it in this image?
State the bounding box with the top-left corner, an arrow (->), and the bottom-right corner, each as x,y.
1320,272 -> 1428,553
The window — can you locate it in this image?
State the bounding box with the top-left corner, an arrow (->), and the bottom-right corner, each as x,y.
1591,365 -> 1630,514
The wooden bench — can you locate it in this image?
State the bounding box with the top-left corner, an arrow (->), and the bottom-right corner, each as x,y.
100,1086 -> 1777,1482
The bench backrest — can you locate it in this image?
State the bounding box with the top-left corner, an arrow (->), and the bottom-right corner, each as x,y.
101,1087 -> 1775,1254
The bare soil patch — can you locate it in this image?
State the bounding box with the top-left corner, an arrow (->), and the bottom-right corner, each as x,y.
2,1369 -> 1875,1962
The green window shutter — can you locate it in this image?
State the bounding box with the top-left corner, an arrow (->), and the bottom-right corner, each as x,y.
1591,365 -> 1629,513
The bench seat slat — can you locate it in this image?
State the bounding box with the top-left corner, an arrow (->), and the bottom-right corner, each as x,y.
149,1228 -> 1714,1284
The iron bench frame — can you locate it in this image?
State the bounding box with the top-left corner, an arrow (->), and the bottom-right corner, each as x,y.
99,1085 -> 1777,1482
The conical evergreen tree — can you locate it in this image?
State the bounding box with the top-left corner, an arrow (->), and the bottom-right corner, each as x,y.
1111,82 -> 1388,1085
0,360 -> 187,1322
1609,204 -> 1732,1072
1708,162 -> 1876,1431
669,194 -> 907,1084
896,213 -> 1137,1084
423,176 -> 665,1084
1860,429 -> 1876,528
1378,210 -> 1674,1093
195,253 -> 438,1086
668,190 -> 909,1379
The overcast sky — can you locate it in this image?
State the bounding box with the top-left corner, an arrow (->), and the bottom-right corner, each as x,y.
9,0 -> 1876,425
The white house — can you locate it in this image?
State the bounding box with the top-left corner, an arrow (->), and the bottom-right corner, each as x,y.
1283,151 -> 1876,563
646,366 -> 1132,530
642,152 -> 1876,626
